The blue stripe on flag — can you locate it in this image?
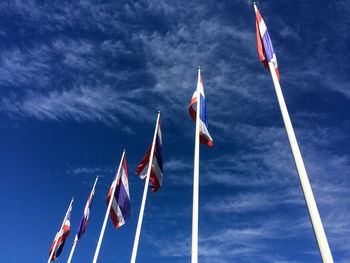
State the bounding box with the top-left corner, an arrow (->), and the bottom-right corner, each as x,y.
262,30 -> 275,62
199,94 -> 209,129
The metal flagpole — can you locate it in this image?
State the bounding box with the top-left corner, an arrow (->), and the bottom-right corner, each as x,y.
67,176 -> 99,263
191,66 -> 201,263
130,112 -> 161,263
266,59 -> 333,262
47,197 -> 74,263
67,236 -> 78,263
92,150 -> 126,263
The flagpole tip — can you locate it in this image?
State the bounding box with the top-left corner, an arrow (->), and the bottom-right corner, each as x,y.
96,175 -> 99,178
158,111 -> 161,114
252,2 -> 257,6
72,197 -> 75,200
198,66 -> 201,70
123,149 -> 126,152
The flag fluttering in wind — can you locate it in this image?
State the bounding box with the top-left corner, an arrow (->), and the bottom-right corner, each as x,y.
92,150 -> 128,263
252,3 -> 333,262
190,67 -> 213,263
48,199 -> 73,261
76,178 -> 98,240
135,119 -> 163,193
255,4 -> 280,81
67,178 -> 99,263
130,112 -> 162,263
189,71 -> 213,147
106,156 -> 131,229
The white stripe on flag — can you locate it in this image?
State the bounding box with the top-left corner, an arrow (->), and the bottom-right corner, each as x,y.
152,158 -> 162,186
258,20 -> 267,36
111,196 -> 125,226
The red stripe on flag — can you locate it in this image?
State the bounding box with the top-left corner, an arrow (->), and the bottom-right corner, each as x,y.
189,97 -> 197,121
149,167 -> 161,193
135,145 -> 151,175
200,132 -> 213,147
255,8 -> 263,24
110,204 -> 121,230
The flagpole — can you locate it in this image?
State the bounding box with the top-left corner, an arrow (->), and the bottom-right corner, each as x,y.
266,60 -> 333,262
67,176 -> 99,263
92,150 -> 126,263
67,237 -> 78,263
130,111 -> 161,263
191,66 -> 201,263
47,197 -> 74,263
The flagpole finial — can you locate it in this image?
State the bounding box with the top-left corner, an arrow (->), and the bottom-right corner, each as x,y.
252,2 -> 257,6
96,175 -> 99,178
123,149 -> 126,152
198,66 -> 201,70
72,197 -> 75,200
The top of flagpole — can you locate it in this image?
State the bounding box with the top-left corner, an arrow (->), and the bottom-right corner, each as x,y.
198,66 -> 201,70
252,2 -> 257,6
158,111 -> 160,114
123,149 -> 126,152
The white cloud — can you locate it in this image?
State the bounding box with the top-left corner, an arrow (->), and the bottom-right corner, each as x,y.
1,84 -> 149,125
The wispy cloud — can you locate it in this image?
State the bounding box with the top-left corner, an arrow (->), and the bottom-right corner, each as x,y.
149,216 -> 309,263
1,83 -> 149,125
1,1 -> 349,262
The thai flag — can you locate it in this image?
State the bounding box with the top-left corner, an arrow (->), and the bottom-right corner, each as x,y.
106,157 -> 130,229
75,179 -> 97,241
49,203 -> 72,261
189,71 -> 213,147
136,119 -> 163,193
254,4 -> 280,81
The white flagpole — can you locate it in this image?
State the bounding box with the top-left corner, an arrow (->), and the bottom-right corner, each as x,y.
92,150 -> 126,263
265,58 -> 333,262
67,176 -> 99,263
191,66 -> 201,263
67,236 -> 78,263
130,111 -> 161,263
47,197 -> 74,263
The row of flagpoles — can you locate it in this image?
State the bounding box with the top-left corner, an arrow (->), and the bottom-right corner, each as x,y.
47,3 -> 333,263
47,112 -> 163,263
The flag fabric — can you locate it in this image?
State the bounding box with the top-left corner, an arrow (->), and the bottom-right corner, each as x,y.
49,203 -> 72,261
75,180 -> 97,241
189,71 -> 213,147
106,157 -> 131,229
135,119 -> 163,193
255,5 -> 280,81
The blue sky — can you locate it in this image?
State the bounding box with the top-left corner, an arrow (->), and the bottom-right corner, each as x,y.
1,0 -> 350,262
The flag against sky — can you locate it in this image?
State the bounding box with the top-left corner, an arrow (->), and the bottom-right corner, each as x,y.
135,119 -> 163,193
189,71 -> 213,147
106,157 -> 130,230
254,4 -> 280,81
75,178 -> 97,240
49,203 -> 72,261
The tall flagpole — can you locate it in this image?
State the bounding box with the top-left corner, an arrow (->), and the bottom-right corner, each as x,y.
266,59 -> 333,262
67,176 -> 99,263
130,111 -> 161,263
47,197 -> 74,263
191,66 -> 201,263
92,150 -> 126,263
67,236 -> 78,263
